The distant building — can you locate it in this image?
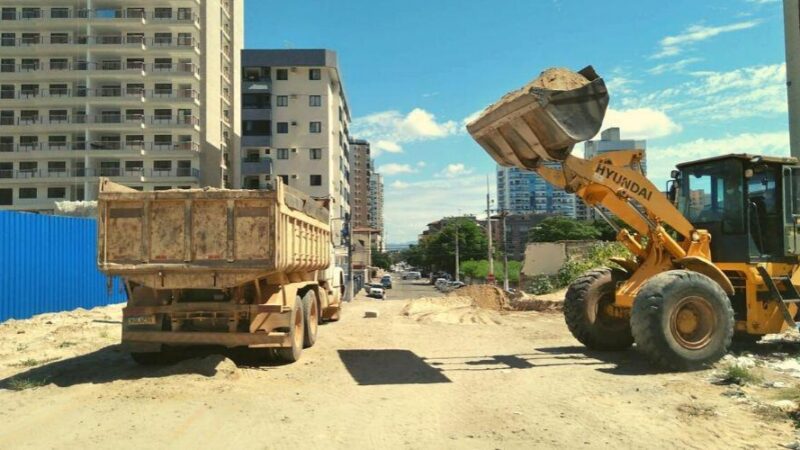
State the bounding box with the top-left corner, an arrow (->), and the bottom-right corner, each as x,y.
580,127 -> 647,221
349,138 -> 371,229
497,213 -> 549,261
496,163 -> 577,218
368,171 -> 384,249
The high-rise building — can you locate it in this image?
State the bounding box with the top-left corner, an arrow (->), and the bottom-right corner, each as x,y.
368,171 -> 383,247
0,1 -> 243,210
496,163 -> 577,218
349,138 -> 371,229
580,127 -> 647,220
240,49 -> 352,266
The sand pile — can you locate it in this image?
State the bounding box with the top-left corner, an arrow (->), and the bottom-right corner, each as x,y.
467,67 -> 590,127
508,288 -> 566,312
401,297 -> 504,325
448,285 -> 509,310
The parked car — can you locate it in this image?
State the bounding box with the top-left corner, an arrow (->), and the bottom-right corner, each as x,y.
402,271 -> 421,280
366,284 -> 386,300
434,278 -> 449,290
381,275 -> 393,289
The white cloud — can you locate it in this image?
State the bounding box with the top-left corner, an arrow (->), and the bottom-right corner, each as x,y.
601,107 -> 682,139
645,131 -> 789,183
391,180 -> 410,189
605,76 -> 638,96
461,109 -> 484,128
416,161 -> 426,168
378,163 -> 416,176
653,20 -> 760,58
647,57 -> 702,75
384,174 -> 493,242
352,108 -> 458,156
746,0 -> 779,3
438,163 -> 474,178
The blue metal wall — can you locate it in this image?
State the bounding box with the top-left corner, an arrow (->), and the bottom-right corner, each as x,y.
0,211 -> 126,322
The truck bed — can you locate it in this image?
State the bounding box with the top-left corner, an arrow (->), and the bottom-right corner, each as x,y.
97,179 -> 331,289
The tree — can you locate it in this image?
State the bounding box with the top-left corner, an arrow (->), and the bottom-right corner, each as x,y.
426,218 -> 488,274
371,247 -> 392,270
527,216 -> 600,243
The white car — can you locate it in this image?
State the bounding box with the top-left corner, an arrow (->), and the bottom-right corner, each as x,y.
367,284 -> 386,300
434,278 -> 449,290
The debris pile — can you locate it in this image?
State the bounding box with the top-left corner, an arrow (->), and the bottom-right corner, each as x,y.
401,297 -> 504,325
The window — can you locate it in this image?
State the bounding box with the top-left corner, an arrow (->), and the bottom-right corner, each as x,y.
154,83 -> 172,97
1,33 -> 15,47
19,136 -> 37,149
177,160 -> 191,176
126,8 -> 145,19
20,59 -> 39,72
49,110 -> 68,123
243,93 -> 270,109
0,85 -> 12,99
310,148 -> 322,160
50,33 -> 68,44
48,136 -> 67,150
276,95 -> 288,107
276,122 -> 289,134
243,120 -> 271,136
154,33 -> 172,46
19,162 -> 38,175
47,187 -> 66,199
177,33 -> 192,46
51,8 -> 69,19
276,69 -> 288,80
243,67 -> 269,82
19,187 -> 36,199
153,160 -> 172,173
0,136 -> 11,152
309,68 -> 321,80
126,33 -> 144,45
278,175 -> 289,185
309,95 -> 322,107
0,111 -> 13,126
48,161 -> 66,173
309,122 -> 322,133
0,59 -> 13,72
21,8 -> 40,19
153,58 -> 172,71
277,148 -> 289,159
49,58 -> 68,70
154,8 -> 173,19
124,160 -> 143,173
21,33 -> 40,45
310,175 -> 322,186
1,8 -> 15,21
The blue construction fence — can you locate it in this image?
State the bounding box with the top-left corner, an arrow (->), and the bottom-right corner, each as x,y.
0,211 -> 127,322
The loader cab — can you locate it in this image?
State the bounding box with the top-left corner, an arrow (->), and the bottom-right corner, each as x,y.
675,154 -> 800,263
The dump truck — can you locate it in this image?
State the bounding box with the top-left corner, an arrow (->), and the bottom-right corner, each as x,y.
97,178 -> 344,364
468,66 -> 800,370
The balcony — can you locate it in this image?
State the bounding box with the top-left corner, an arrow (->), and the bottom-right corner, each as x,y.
0,167 -> 200,181
0,141 -> 200,155
241,157 -> 272,176
0,35 -> 199,53
0,61 -> 200,80
0,114 -> 199,131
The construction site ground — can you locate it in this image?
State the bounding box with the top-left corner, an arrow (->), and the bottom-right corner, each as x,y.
0,279 -> 797,449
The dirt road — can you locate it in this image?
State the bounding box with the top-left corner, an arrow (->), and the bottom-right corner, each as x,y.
0,280 -> 795,449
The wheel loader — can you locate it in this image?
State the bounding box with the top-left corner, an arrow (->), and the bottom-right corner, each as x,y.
467,66 -> 800,370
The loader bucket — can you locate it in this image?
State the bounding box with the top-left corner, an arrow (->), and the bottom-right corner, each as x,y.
466,66 -> 608,169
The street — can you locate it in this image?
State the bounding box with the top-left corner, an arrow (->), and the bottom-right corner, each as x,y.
0,278 -> 794,449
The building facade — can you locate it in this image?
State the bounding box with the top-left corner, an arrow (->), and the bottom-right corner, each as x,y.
0,1 -> 242,210
368,171 -> 383,247
349,138 -> 371,229
498,213 -> 548,261
496,163 -> 577,218
240,49 -> 352,266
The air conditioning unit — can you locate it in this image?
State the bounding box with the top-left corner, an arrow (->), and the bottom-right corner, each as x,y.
291,148 -> 297,153
290,121 -> 297,126
262,147 -> 271,155
291,174 -> 298,179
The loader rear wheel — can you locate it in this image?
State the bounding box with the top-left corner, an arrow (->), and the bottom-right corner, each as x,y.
564,268 -> 633,351
630,270 -> 734,371
277,298 -> 304,363
301,290 -> 319,348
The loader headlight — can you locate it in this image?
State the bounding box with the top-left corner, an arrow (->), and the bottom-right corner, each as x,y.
691,231 -> 700,242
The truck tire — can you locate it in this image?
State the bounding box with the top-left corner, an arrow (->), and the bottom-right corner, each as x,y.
277,298 -> 304,363
301,290 -> 319,348
327,306 -> 341,322
564,268 -> 633,351
630,270 -> 734,371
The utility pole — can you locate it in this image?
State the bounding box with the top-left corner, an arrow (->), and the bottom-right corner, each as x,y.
486,175 -> 495,285
454,224 -> 460,282
501,210 -> 509,291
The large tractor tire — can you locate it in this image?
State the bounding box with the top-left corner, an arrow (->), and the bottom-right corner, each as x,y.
630,270 -> 734,371
564,268 -> 634,351
301,290 -> 319,348
277,297 -> 305,363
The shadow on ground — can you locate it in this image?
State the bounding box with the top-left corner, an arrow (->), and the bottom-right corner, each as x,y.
0,345 -> 283,390
338,349 -> 451,385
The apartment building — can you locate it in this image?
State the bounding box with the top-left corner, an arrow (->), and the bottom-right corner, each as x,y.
349,138 -> 371,229
240,49 -> 352,266
369,171 -> 383,242
0,1 -> 242,211
496,163 -> 577,218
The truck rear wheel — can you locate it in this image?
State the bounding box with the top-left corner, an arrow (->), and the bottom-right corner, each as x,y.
630,270 -> 734,371
564,268 -> 633,351
301,290 -> 319,348
277,298 -> 304,363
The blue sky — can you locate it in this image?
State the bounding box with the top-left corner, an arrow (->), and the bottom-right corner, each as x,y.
246,0 -> 789,243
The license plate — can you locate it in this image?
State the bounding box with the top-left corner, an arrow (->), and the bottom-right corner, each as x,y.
127,315 -> 157,325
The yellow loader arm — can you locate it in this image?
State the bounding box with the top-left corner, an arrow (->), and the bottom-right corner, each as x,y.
467,66 -> 734,303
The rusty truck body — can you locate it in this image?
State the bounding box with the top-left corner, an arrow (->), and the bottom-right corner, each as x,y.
96,178 -> 343,364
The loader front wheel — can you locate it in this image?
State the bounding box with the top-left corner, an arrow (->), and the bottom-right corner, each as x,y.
277,298 -> 305,363
564,268 -> 633,351
630,270 -> 734,371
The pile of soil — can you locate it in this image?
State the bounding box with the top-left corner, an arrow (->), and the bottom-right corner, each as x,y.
467,67 -> 590,127
401,297 -> 504,325
508,288 -> 566,313
449,285 -> 509,310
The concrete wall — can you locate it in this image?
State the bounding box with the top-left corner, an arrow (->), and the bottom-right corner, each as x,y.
521,240 -> 596,276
